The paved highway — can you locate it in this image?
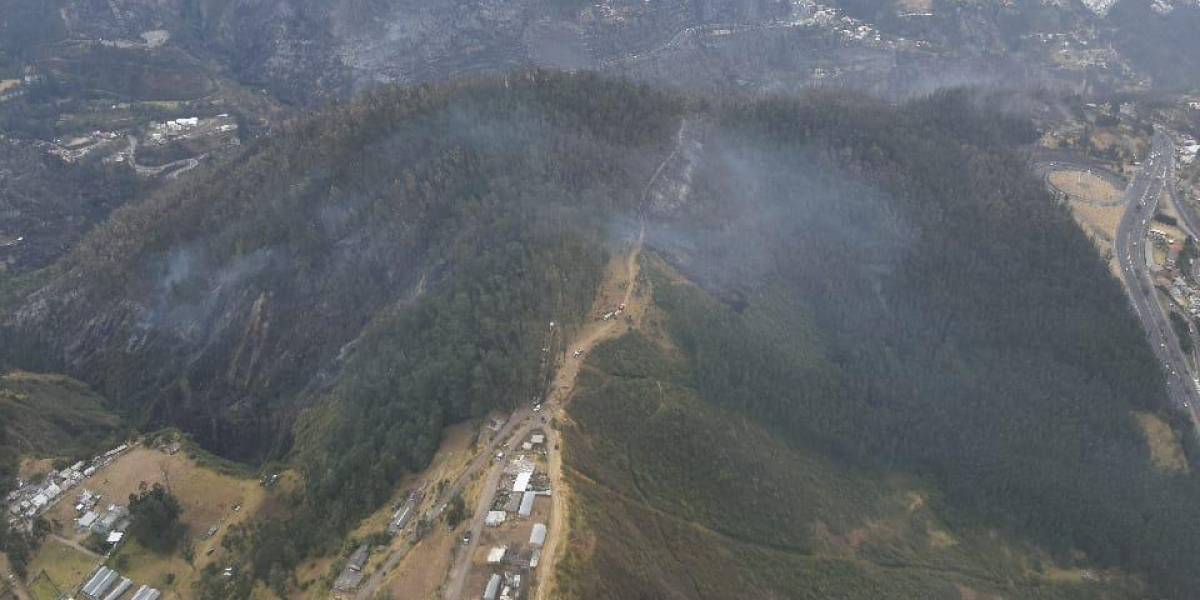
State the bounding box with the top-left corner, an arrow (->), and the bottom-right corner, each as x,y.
1113,132 -> 1200,424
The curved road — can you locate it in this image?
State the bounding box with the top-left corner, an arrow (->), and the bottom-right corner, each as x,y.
1035,158 -> 1128,207
1113,132 -> 1200,425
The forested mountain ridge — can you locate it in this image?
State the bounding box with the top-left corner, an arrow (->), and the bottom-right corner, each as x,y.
3,72 -> 1200,596
557,86 -> 1200,597
0,72 -> 681,462
0,74 -> 691,585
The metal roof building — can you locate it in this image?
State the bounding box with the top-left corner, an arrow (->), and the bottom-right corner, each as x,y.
512,472 -> 532,493
485,510 -> 507,526
483,573 -> 502,600
78,510 -> 99,529
529,523 -> 547,547
101,577 -> 133,600
82,567 -> 119,599
129,585 -> 162,600
80,567 -> 112,599
486,546 -> 507,564
518,491 -> 536,517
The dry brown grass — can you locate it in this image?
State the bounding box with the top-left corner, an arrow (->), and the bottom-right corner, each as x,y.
379,528 -> 457,600
1067,202 -> 1122,240
1135,412 -> 1189,474
110,538 -> 194,598
1065,201 -> 1123,276
17,458 -> 55,482
1049,170 -> 1123,205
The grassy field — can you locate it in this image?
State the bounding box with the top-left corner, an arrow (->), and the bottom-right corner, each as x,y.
108,538 -> 195,597
28,571 -> 65,600
26,538 -> 97,597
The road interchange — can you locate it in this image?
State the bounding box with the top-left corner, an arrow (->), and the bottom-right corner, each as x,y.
1113,132 -> 1200,427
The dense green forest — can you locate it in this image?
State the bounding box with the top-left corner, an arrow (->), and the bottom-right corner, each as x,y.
558,320 -> 1144,599
628,89 -> 1200,597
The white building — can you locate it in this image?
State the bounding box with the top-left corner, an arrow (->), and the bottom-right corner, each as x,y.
529,523 -> 547,547
483,574 -> 502,600
78,510 -> 99,530
518,491 -> 536,517
512,472 -> 532,493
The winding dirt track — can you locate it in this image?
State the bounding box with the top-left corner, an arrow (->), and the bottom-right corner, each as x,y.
371,119 -> 685,600
535,118 -> 690,599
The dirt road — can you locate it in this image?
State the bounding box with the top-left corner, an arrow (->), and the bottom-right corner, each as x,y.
433,118 -> 686,600
534,119 -> 692,599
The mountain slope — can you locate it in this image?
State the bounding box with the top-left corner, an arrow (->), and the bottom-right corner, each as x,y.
4,75 -> 1200,596
1,74 -> 689,578
558,323 -> 1143,599
552,87 -> 1200,598
0,370 -> 121,459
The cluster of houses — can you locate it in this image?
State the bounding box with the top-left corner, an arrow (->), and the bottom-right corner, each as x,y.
79,565 -> 160,600
482,523 -> 547,600
46,130 -> 122,163
1177,136 -> 1200,166
145,114 -> 236,145
75,494 -> 131,547
1146,225 -> 1200,317
1166,276 -> 1200,318
4,443 -> 130,531
480,431 -> 552,600
486,433 -> 550,527
332,483 -> 427,594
